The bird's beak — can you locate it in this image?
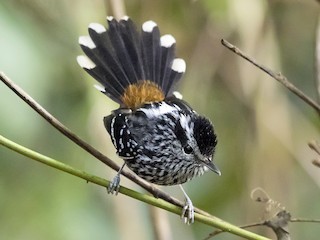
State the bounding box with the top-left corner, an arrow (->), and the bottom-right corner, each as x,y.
204,160 -> 221,176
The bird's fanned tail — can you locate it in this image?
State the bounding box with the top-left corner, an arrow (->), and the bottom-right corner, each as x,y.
77,16 -> 186,107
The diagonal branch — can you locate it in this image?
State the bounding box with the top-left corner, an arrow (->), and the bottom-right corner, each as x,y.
0,71 -> 186,211
221,39 -> 320,115
0,134 -> 271,240
0,134 -> 188,221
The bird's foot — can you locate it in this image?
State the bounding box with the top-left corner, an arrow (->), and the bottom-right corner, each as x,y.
107,163 -> 126,195
181,195 -> 195,225
107,174 -> 121,195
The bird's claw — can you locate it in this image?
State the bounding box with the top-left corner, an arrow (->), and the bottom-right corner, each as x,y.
181,196 -> 195,224
107,174 -> 120,195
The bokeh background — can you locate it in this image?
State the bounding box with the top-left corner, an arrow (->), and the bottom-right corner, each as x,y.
1,0 -> 320,239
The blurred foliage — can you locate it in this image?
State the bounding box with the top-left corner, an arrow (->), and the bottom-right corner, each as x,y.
1,0 -> 320,239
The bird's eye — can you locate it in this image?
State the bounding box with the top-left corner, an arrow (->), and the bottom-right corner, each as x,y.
184,145 -> 193,154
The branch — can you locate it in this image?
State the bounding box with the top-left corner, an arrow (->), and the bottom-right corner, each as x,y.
204,222 -> 265,240
0,134 -> 180,217
206,211 -> 292,240
206,187 -> 319,239
221,39 -> 320,115
0,71 -> 186,211
0,134 -> 271,240
291,218 -> 320,223
0,72 -> 271,239
205,216 -> 320,240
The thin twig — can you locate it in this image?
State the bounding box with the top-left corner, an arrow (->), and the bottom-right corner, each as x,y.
204,221 -> 266,239
291,218 -> 320,223
204,216 -> 320,240
0,134 -> 271,240
221,39 -> 320,115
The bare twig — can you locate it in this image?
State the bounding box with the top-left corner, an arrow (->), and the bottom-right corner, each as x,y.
205,187 -> 317,239
204,222 -> 265,239
291,218 -> 320,223
221,39 -> 320,114
204,216 -> 320,240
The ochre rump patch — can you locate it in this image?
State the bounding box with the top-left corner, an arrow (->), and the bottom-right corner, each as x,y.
121,80 -> 165,109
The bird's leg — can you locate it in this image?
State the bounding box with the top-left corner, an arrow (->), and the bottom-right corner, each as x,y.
179,184 -> 195,224
107,163 -> 126,195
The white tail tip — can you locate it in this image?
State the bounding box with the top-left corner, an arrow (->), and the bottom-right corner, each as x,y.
89,23 -> 106,34
142,20 -> 157,32
79,36 -> 96,49
77,55 -> 96,69
160,34 -> 176,48
172,58 -> 186,73
94,84 -> 105,92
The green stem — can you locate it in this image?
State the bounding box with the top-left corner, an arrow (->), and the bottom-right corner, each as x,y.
0,134 -> 270,240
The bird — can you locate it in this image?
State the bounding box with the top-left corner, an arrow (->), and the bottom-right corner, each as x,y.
77,16 -> 221,224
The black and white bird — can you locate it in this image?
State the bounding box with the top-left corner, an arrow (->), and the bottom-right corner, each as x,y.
77,16 -> 220,224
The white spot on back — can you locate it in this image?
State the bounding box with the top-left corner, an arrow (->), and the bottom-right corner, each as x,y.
119,137 -> 124,149
139,102 -> 178,118
179,114 -> 192,138
110,117 -> 116,146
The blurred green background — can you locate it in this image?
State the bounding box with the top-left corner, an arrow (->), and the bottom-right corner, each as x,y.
1,0 -> 320,239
